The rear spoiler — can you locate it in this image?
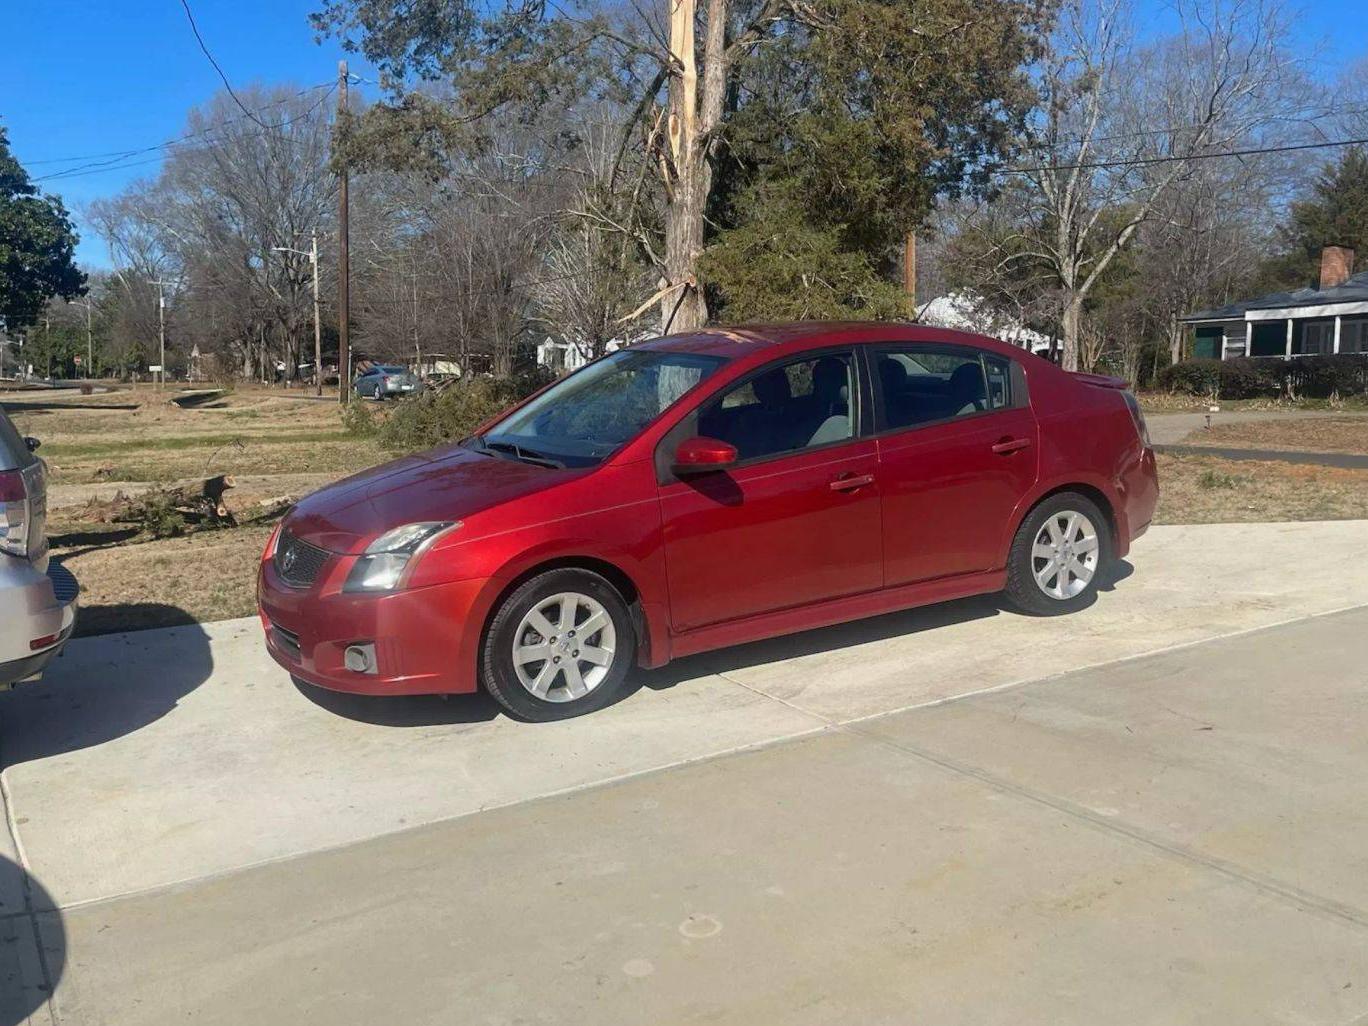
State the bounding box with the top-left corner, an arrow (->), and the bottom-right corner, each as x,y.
1070,372 -> 1129,390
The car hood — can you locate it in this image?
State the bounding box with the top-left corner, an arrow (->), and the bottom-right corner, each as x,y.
286,444 -> 578,553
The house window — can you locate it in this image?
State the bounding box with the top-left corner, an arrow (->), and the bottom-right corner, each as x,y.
1297,320 -> 1334,356
1223,336 -> 1248,359
1342,318 -> 1368,354
1249,322 -> 1286,357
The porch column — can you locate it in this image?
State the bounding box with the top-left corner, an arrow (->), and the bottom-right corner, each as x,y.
1285,318 -> 1294,358
1335,315 -> 1343,354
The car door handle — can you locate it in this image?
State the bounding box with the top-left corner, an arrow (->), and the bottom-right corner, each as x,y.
991,437 -> 1032,455
830,472 -> 875,492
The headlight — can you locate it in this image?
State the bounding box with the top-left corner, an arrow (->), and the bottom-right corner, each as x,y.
343,521 -> 457,593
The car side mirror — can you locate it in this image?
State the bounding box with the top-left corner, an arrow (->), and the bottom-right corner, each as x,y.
23,437 -> 40,453
673,436 -> 737,475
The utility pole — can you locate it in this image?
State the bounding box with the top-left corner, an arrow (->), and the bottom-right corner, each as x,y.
43,318 -> 50,380
311,231 -> 322,396
903,230 -> 917,304
272,233 -> 323,396
84,296 -> 93,378
337,60 -> 351,404
149,280 -> 169,389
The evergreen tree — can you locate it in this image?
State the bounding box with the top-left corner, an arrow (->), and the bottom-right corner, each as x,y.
0,127 -> 85,329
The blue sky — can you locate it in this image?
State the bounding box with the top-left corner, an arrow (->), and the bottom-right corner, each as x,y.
3,0 -> 1365,269
1,0 -> 379,267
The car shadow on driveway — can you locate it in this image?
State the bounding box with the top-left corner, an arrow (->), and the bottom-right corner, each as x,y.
291,677 -> 501,726
0,855 -> 63,1026
0,604 -> 213,767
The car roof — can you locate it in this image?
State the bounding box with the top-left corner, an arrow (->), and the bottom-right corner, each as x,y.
635,321 -> 1035,362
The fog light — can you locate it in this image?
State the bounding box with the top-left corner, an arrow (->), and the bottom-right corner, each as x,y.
344,643 -> 377,675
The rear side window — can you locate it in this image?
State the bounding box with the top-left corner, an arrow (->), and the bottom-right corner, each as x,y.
874,346 -> 1018,431
984,356 -> 1012,410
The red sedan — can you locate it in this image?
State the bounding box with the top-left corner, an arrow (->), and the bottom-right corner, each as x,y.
259,323 -> 1158,720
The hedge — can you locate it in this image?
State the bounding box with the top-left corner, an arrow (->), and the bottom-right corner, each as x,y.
1158,354 -> 1368,400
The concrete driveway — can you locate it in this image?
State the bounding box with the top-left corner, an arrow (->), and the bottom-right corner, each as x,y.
4,520 -> 1368,1024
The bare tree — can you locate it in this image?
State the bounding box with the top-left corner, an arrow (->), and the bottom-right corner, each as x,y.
1011,0 -> 1306,370
89,86 -> 337,382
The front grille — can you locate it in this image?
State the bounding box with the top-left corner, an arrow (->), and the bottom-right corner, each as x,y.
273,531 -> 331,588
272,624 -> 302,661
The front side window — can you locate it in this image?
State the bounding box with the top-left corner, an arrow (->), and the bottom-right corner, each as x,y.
697,352 -> 855,461
477,349 -> 725,467
874,347 -> 1007,431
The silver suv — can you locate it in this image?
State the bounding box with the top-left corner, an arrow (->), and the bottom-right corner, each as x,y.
0,406 -> 77,688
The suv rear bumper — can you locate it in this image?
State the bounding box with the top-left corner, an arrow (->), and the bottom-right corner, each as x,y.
0,558 -> 79,687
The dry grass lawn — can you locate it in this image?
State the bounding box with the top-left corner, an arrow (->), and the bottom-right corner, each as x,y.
1183,416 -> 1368,455
2,383 -> 384,636
1156,453 -> 1368,524
62,525 -> 276,637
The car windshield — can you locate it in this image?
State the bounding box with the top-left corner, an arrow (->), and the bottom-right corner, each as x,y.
474,349 -> 726,468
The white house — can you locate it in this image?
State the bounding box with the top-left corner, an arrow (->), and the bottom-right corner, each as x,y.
536,335 -> 630,373
918,292 -> 1055,357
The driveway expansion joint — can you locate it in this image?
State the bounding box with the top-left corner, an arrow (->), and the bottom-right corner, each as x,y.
0,749 -> 60,1024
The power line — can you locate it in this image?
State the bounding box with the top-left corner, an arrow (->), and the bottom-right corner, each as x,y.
24,83 -> 334,168
178,0 -> 270,129
1000,134 -> 1368,175
32,85 -> 336,184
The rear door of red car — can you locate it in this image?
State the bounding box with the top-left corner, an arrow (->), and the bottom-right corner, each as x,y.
657,348 -> 883,632
870,343 -> 1038,586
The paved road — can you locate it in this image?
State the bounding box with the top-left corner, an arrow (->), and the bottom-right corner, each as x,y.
1146,408 -> 1368,446
4,520 -> 1368,1024
1157,443 -> 1368,469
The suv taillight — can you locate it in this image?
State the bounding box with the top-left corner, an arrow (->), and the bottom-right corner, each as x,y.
0,469 -> 29,557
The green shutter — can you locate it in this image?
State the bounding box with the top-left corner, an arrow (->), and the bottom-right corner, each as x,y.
1193,326 -> 1222,359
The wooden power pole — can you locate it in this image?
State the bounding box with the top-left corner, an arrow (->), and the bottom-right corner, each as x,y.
337,60 -> 351,404
903,230 -> 917,304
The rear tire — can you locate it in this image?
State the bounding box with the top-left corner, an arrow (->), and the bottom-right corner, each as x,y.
481,569 -> 636,721
1002,492 -> 1111,616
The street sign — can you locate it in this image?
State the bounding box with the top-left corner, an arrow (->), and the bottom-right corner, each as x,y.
149,364 -> 164,373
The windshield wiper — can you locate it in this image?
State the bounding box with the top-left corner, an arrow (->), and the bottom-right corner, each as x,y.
479,439 -> 565,469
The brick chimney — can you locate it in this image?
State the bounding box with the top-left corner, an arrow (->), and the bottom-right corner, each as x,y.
1319,245 -> 1355,290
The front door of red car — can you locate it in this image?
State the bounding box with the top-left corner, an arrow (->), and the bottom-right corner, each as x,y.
871,344 -> 1039,585
658,350 -> 883,632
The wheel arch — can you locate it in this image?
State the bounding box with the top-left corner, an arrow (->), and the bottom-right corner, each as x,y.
1015,482 -> 1119,552
478,555 -> 655,670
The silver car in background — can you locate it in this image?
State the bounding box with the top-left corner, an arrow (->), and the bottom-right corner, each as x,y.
0,406 -> 77,688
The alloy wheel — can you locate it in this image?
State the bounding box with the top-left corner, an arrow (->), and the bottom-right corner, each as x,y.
511,592 -> 617,703
1031,509 -> 1100,600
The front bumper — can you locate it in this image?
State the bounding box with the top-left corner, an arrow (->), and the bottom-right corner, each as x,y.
258,555 -> 489,696
0,560 -> 79,688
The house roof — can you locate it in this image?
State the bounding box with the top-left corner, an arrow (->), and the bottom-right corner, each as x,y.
1183,271 -> 1368,322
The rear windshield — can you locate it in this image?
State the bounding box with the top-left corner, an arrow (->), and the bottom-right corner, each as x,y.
0,408 -> 34,471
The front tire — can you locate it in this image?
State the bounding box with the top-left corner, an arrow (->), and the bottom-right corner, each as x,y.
1002,493 -> 1110,616
481,569 -> 636,721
